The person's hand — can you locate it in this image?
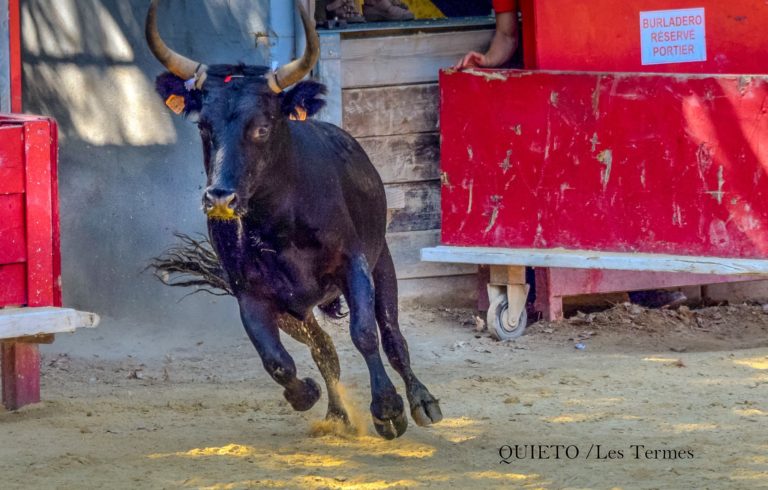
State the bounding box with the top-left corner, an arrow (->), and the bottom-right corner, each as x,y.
454,51 -> 489,70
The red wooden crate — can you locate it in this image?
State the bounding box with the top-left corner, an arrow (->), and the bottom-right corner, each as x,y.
0,115 -> 61,309
520,0 -> 768,73
440,70 -> 768,259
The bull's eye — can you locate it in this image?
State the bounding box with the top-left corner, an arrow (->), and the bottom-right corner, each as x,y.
250,125 -> 270,141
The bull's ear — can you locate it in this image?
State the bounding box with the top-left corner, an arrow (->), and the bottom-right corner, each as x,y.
155,72 -> 203,118
281,81 -> 327,121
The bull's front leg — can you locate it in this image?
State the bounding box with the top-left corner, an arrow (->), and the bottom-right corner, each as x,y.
345,255 -> 408,440
238,294 -> 321,412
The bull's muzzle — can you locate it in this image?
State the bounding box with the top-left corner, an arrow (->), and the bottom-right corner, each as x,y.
203,188 -> 239,221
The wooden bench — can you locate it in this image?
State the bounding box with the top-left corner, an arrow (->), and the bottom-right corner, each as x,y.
422,246 -> 768,339
1,307 -> 99,410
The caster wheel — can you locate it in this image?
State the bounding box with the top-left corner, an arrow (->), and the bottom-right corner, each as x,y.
487,293 -> 528,340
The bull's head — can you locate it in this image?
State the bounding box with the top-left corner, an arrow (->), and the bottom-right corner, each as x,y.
146,0 -> 323,221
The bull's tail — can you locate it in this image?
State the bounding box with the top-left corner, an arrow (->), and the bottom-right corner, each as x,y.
148,233 -> 233,297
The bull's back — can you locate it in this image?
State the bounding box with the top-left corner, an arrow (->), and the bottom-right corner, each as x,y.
289,120 -> 388,252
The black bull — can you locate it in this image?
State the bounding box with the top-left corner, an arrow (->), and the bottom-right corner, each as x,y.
145,0 -> 442,439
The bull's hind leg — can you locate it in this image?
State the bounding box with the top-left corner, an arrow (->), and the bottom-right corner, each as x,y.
373,245 -> 443,427
345,253 -> 408,439
277,314 -> 350,425
238,294 -> 321,412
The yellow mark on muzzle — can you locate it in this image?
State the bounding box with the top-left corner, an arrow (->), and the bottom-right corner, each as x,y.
206,204 -> 238,221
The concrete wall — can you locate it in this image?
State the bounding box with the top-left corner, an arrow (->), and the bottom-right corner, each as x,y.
21,0 -> 276,354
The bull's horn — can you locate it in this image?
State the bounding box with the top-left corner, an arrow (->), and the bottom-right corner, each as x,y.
267,0 -> 320,93
146,0 -> 207,88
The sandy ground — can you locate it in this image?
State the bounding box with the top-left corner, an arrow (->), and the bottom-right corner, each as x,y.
1,304 -> 768,489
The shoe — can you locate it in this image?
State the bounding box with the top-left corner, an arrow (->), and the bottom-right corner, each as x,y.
327,0 -> 366,23
363,0 -> 415,21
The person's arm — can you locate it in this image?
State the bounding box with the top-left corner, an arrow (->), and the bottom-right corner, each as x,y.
454,4 -> 518,70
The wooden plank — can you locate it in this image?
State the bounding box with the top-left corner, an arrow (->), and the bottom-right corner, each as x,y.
23,121 -> 54,307
340,30 -> 493,88
0,307 -> 100,340
0,263 -> 25,307
387,230 -> 476,280
2,341 -> 40,410
359,132 -> 440,184
490,265 -> 526,285
0,125 -> 24,194
386,181 -> 441,233
421,246 -> 768,275
544,268 -> 767,297
0,193 -> 26,264
343,84 -> 438,138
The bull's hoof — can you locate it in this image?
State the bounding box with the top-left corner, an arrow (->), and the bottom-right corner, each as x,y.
410,396 -> 443,427
371,392 -> 408,440
284,377 -> 321,412
373,410 -> 408,440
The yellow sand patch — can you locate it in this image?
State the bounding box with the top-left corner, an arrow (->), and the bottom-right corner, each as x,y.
734,357 -> 768,370
545,413 -> 603,424
318,435 -> 436,459
466,471 -> 538,481
643,356 -> 682,363
309,383 -> 368,439
148,444 -> 349,468
436,416 -> 477,429
669,423 -> 718,433
196,476 -> 422,490
735,408 -> 767,417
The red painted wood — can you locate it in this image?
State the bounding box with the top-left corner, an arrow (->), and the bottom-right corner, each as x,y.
8,0 -> 22,112
23,122 -> 54,307
519,0 -> 537,69
1,342 -> 41,410
523,0 -> 768,74
0,125 -> 24,194
440,70 -> 768,259
0,193 -> 26,266
49,121 -> 61,306
0,264 -> 26,306
533,268 -> 563,322
0,116 -> 59,409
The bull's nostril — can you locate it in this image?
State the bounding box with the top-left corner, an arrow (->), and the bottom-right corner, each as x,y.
225,194 -> 238,209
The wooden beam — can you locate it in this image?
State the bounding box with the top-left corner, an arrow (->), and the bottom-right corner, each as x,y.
0,307 -> 100,340
385,181 -> 441,233
2,341 -> 40,410
421,246 -> 768,275
343,84 -> 438,138
340,29 -> 493,88
358,132 -> 440,184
